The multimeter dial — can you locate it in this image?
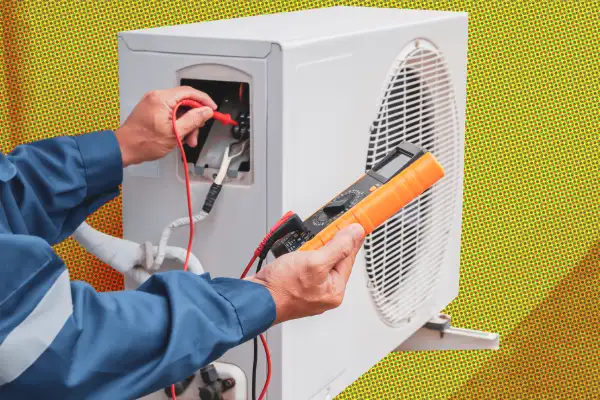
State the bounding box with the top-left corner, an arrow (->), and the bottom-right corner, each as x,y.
312,190 -> 362,227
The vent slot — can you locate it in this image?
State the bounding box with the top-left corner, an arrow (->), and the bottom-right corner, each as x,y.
364,40 -> 461,327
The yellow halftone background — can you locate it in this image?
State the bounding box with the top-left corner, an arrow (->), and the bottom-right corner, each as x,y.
1,1 -> 598,398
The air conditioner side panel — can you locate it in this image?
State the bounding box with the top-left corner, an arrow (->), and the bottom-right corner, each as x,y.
277,16 -> 468,400
278,34 -> 388,400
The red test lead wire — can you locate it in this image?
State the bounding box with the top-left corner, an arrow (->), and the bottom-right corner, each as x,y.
240,212 -> 295,399
169,99 -> 237,399
176,99 -> 238,127
258,334 -> 271,400
168,99 -> 202,400
170,99 -> 267,400
170,102 -> 196,274
241,211 -> 295,279
169,99 -> 240,271
240,254 -> 258,281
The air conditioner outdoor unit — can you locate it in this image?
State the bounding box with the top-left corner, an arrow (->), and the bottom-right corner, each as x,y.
76,6 -> 499,400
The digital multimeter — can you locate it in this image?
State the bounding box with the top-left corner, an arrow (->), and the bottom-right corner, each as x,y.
270,141 -> 445,258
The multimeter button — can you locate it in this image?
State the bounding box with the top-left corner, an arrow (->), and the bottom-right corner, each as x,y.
369,186 -> 377,192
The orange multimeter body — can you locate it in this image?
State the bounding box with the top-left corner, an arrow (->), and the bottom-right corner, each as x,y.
270,141 -> 445,258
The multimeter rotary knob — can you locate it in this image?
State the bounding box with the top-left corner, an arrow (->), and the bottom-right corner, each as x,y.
315,191 -> 359,225
316,211 -> 330,223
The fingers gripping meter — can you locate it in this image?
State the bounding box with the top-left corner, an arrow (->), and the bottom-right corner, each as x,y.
270,142 -> 446,258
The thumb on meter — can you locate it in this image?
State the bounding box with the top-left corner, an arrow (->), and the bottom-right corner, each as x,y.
305,223 -> 365,283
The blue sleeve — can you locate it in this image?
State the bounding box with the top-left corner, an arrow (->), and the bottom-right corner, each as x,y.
2,130 -> 123,245
0,234 -> 276,400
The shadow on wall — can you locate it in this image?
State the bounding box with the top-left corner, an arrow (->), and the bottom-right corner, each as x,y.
452,239 -> 600,399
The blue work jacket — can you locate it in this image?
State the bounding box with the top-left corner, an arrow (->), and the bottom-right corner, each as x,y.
0,130 -> 275,399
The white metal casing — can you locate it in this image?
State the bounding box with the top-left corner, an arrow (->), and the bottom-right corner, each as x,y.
118,6 -> 468,400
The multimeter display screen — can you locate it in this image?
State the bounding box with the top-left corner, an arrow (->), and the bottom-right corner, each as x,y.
376,153 -> 411,180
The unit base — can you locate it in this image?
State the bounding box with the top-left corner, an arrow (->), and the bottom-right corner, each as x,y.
395,314 -> 499,352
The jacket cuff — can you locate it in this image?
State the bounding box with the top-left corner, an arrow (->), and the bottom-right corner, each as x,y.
73,131 -> 123,197
210,278 -> 276,342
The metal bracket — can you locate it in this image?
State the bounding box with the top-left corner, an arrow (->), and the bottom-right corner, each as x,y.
395,313 -> 500,352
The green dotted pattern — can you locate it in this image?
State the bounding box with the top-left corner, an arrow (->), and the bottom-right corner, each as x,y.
1,1 -> 598,398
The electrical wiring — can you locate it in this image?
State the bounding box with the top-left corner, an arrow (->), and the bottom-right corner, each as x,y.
169,101 -> 196,275
239,211 -> 294,280
168,99 -> 239,400
252,257 -> 266,400
241,254 -> 258,281
258,333 -> 271,400
241,211 -> 298,400
164,100 -> 239,272
168,100 -> 199,400
150,139 -> 248,270
241,252 -> 271,400
245,259 -> 270,400
252,337 -> 258,400
169,98 -> 278,400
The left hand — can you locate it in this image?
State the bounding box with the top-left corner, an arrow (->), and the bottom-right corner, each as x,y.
115,86 -> 217,167
247,224 -> 365,325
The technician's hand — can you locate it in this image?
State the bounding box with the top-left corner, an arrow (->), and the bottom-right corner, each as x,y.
248,224 -> 366,325
115,86 -> 217,167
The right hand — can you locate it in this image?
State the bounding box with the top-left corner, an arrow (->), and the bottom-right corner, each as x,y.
247,224 -> 366,324
115,86 -> 217,167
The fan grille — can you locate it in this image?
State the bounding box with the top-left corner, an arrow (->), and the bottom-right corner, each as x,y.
364,40 -> 460,327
